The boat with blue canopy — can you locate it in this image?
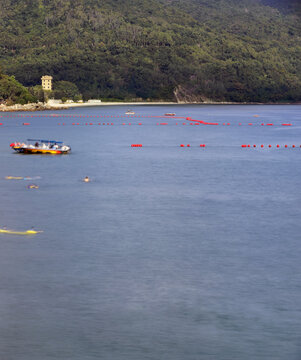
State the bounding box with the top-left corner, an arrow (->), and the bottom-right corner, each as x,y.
10,139 -> 71,154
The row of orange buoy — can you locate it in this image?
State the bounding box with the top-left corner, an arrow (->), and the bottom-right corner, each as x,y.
0,114 -> 293,126
241,144 -> 300,148
0,121 -> 294,128
59,122 -> 115,125
0,116 -> 293,127
131,144 -> 299,148
180,144 -> 206,147
0,114 -> 152,118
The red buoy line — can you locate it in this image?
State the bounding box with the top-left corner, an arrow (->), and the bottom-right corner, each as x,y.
241,144 -> 300,148
132,144 -> 300,148
0,113 -> 293,127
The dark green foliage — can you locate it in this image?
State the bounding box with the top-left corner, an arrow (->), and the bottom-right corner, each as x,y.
29,85 -> 45,102
52,81 -> 82,101
0,71 -> 37,104
0,0 -> 300,102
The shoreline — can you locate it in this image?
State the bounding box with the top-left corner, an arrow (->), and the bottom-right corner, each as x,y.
0,101 -> 300,112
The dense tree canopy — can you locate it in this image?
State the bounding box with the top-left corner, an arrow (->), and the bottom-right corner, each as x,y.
0,0 -> 300,102
0,69 -> 37,104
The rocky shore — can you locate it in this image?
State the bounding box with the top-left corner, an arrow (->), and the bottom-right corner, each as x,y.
0,102 -> 63,112
0,101 -> 298,112
0,101 -> 177,111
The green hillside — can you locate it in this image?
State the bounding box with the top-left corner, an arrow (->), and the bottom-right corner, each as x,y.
0,0 -> 300,102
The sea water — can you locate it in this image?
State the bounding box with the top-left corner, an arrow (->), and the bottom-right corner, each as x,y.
0,105 -> 300,360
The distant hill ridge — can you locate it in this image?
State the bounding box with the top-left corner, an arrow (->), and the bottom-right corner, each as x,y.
0,0 -> 300,102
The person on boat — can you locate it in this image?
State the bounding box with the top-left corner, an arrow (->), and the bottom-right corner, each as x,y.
83,176 -> 90,182
35,141 -> 39,147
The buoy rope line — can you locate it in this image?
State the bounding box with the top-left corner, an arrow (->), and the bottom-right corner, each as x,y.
0,114 -> 294,126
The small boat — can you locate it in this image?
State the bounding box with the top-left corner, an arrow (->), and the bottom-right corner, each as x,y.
125,110 -> 135,115
5,176 -> 41,180
27,184 -> 39,189
0,228 -> 43,235
165,113 -> 176,116
10,139 -> 71,154
5,176 -> 24,180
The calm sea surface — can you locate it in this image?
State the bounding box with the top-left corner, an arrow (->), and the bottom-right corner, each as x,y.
0,104 -> 300,360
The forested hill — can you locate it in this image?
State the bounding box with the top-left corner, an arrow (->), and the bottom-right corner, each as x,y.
0,0 -> 300,102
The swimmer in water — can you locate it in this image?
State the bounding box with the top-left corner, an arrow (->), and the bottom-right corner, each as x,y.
83,176 -> 90,182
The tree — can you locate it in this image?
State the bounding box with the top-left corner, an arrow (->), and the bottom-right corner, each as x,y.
52,80 -> 82,101
0,74 -> 37,104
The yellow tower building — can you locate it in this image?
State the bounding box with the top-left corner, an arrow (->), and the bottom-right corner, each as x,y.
41,75 -> 53,90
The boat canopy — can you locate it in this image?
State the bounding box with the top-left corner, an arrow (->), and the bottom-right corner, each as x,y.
27,139 -> 63,144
